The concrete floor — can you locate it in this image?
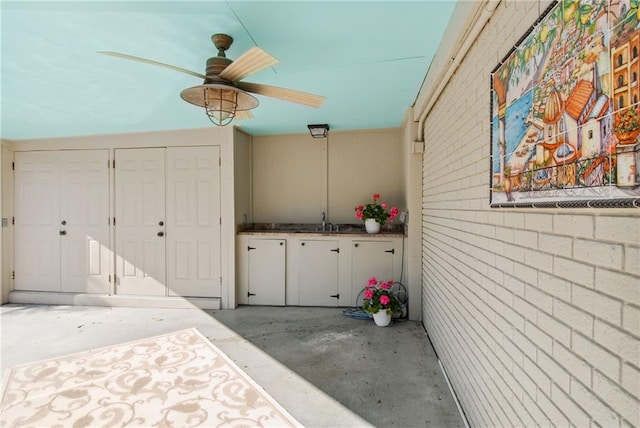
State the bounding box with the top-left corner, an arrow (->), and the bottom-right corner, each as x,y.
0,304 -> 463,427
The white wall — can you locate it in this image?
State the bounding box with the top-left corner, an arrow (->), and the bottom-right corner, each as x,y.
1,140 -> 14,304
252,128 -> 404,224
419,1 -> 639,427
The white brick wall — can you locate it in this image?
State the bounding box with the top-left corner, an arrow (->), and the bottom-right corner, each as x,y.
420,2 -> 640,426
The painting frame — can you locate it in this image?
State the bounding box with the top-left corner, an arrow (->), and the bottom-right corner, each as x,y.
490,0 -> 640,208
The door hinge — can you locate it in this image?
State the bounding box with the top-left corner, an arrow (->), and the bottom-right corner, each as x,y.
385,249 -> 395,254
219,277 -> 222,285
113,217 -> 116,226
112,160 -> 115,168
11,162 -> 15,171
247,292 -> 256,297
12,217 -> 15,225
219,157 -> 221,166
12,271 -> 15,280
330,248 -> 340,253
247,246 -> 256,251
219,217 -> 222,225
108,274 -> 111,283
330,293 -> 340,299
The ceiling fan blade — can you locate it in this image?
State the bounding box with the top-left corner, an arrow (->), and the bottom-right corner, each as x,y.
219,47 -> 278,82
98,51 -> 206,79
234,110 -> 254,121
237,81 -> 325,108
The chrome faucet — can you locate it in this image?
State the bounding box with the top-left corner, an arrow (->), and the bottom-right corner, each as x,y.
322,212 -> 326,231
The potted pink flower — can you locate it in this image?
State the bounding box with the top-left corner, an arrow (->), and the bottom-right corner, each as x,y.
362,277 -> 402,326
355,193 -> 399,233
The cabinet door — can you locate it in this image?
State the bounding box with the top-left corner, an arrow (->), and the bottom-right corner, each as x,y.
115,148 -> 166,296
166,146 -> 221,297
14,151 -> 61,291
60,150 -> 110,293
352,240 -> 395,299
247,239 -> 286,305
299,240 -> 339,306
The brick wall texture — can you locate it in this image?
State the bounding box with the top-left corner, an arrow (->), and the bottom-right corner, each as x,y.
421,2 -> 640,427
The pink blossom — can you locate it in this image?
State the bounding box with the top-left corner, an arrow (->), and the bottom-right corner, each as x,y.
380,295 -> 390,305
355,210 -> 363,220
380,280 -> 393,289
364,289 -> 374,300
389,207 -> 399,222
381,202 -> 388,209
372,193 -> 380,201
368,277 -> 378,287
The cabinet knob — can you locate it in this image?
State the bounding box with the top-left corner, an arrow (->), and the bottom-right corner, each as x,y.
159,221 -> 164,226
59,230 -> 67,236
61,220 -> 67,226
157,231 -> 164,237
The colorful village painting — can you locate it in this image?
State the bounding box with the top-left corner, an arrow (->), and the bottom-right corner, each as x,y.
491,0 -> 640,206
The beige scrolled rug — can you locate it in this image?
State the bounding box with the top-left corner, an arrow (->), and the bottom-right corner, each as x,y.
0,328 -> 301,427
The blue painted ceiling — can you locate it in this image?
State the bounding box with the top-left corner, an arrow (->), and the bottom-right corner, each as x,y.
1,1 -> 456,140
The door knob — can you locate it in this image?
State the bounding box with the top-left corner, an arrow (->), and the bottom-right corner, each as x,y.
159,221 -> 164,226
157,231 -> 164,237
61,220 -> 67,225
59,230 -> 67,236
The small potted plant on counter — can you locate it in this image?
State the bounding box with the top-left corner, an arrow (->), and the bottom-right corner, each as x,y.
362,277 -> 401,327
354,193 -> 399,234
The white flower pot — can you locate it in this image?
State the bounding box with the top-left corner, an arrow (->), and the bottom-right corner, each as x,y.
365,218 -> 381,234
372,310 -> 391,327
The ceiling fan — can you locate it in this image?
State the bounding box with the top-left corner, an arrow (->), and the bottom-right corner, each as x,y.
99,33 -> 325,126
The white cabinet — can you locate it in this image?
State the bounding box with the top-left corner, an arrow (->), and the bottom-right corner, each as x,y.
14,150 -> 110,293
351,240 -> 398,299
115,147 -> 222,298
242,238 -> 286,305
299,240 -> 339,306
237,233 -> 403,307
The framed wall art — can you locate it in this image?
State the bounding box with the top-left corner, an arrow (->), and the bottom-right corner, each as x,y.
490,0 -> 640,208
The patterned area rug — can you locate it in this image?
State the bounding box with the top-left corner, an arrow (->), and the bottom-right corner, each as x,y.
0,328 -> 301,427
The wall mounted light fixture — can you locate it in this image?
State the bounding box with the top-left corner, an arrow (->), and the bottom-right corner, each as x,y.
307,124 -> 330,138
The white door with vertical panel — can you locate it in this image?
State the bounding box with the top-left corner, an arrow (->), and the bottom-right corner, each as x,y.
247,238 -> 286,305
299,240 -> 339,306
115,148 -> 166,296
14,150 -> 110,293
60,150 -> 110,293
166,146 -> 221,297
14,151 -> 61,292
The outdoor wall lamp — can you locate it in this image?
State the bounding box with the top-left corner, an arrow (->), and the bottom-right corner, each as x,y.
307,124 -> 330,138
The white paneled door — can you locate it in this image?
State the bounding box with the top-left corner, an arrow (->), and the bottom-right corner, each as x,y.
166,146 -> 221,297
115,147 -> 221,298
15,150 -> 110,293
115,148 -> 166,296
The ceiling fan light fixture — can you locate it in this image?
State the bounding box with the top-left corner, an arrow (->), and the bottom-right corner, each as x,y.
181,84 -> 259,127
307,124 -> 329,138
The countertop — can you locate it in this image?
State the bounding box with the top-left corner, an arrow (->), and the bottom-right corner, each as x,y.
236,222 -> 405,237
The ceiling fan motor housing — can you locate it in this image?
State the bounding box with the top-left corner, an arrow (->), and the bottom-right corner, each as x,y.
206,56 -> 233,81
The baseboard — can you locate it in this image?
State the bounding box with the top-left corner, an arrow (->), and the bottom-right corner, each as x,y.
8,291 -> 221,310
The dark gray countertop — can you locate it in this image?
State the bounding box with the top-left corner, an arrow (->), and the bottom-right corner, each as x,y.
237,222 -> 404,237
